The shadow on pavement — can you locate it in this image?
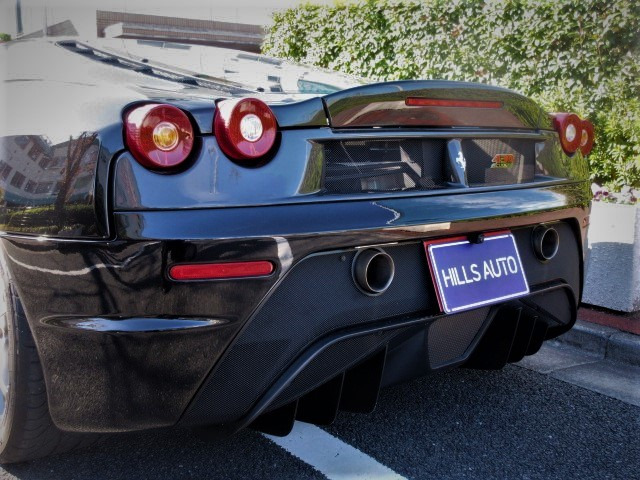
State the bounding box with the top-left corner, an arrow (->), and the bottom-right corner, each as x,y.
2,365 -> 639,479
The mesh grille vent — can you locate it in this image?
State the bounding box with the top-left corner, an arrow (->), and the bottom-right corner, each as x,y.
322,137 -> 537,194
462,138 -> 535,186
323,139 -> 447,194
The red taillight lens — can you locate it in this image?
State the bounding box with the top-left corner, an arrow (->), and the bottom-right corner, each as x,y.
579,119 -> 595,156
168,261 -> 275,281
124,104 -> 194,169
213,98 -> 278,163
552,113 -> 582,155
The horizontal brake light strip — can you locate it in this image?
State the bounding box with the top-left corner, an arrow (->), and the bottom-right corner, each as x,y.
405,98 -> 504,108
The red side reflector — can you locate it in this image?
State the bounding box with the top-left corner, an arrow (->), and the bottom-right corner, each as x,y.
169,261 -> 274,281
405,98 -> 503,109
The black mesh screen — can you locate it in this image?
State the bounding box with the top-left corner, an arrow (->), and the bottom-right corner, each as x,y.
462,138 -> 535,186
322,137 -> 538,194
323,139 -> 448,194
181,243 -> 435,425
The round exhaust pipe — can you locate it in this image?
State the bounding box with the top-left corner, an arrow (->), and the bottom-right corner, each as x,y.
532,225 -> 560,261
352,248 -> 395,296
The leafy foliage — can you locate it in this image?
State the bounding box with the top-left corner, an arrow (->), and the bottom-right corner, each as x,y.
264,0 -> 640,187
0,33 -> 11,42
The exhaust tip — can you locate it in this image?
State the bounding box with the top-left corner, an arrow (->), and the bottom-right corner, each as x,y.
532,225 -> 560,261
352,248 -> 395,296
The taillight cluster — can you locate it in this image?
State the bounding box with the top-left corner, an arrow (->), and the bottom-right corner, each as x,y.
124,99 -> 278,171
124,104 -> 195,170
213,98 -> 278,164
552,113 -> 594,156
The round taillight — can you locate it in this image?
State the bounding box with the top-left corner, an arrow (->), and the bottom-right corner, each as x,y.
124,104 -> 194,169
579,119 -> 595,156
552,113 -> 582,155
213,98 -> 277,163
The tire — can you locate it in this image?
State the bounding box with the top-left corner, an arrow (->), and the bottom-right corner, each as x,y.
0,260 -> 98,464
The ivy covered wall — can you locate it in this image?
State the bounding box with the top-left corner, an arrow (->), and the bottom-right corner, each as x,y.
264,0 -> 640,188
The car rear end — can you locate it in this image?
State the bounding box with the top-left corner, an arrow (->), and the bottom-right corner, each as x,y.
2,40 -> 592,439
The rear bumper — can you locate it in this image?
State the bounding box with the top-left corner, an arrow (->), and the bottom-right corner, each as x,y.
229,282 -> 576,435
179,225 -> 580,432
0,183 -> 590,432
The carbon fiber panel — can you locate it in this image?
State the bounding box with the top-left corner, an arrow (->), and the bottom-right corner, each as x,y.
181,243 -> 435,425
273,306 -> 491,409
462,138 -> 535,186
271,330 -> 400,410
427,307 -> 490,368
323,139 -> 447,193
181,222 -> 579,426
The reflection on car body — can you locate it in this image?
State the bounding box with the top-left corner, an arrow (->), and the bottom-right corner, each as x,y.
0,37 -> 592,463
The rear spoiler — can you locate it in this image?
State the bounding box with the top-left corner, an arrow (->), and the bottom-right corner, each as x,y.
321,80 -> 551,130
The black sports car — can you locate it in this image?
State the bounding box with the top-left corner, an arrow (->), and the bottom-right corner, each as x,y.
0,38 -> 592,463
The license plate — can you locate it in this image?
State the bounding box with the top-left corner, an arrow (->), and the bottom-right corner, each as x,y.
424,232 -> 529,314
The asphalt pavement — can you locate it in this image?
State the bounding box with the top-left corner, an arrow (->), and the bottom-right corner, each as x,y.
1,351 -> 638,480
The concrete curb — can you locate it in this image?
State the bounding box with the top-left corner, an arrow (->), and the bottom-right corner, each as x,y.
556,320 -> 640,367
582,203 -> 640,312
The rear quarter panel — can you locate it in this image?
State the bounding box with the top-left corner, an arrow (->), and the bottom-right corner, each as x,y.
0,39 -> 221,238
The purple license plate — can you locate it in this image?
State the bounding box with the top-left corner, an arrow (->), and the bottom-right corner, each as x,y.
424,233 -> 529,314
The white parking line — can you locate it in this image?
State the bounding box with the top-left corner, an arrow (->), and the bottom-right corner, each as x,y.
263,421 -> 407,480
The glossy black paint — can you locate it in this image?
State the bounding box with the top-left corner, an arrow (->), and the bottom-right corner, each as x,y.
34,316 -> 235,432
270,97 -> 328,128
0,40 -> 333,237
0,38 -> 591,435
179,221 -> 581,429
0,235 -> 280,431
45,316 -> 226,332
2,41 -> 589,236
1,190 -> 588,431
323,80 -> 554,129
113,129 -> 588,211
0,133 -> 102,236
114,183 -> 590,241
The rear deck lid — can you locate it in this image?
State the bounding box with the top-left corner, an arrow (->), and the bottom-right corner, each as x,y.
322,80 -> 551,130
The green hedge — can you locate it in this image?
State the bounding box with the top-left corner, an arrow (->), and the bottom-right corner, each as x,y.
263,0 -> 640,188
